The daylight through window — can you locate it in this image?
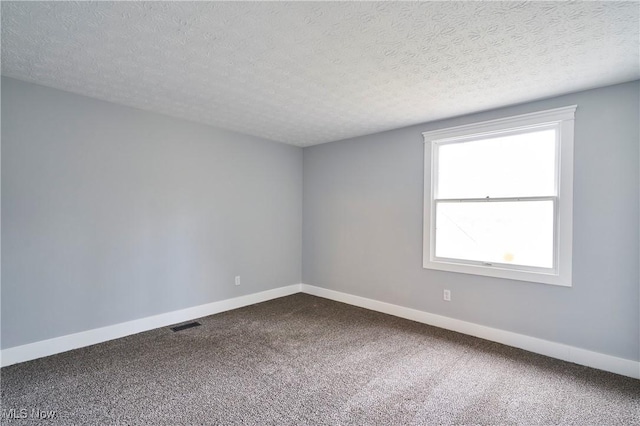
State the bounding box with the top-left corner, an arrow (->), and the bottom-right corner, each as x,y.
423,106 -> 576,286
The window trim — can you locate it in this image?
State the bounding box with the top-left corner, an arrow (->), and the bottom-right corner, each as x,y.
423,105 -> 576,286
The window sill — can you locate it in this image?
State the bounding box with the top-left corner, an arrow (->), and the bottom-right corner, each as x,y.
423,258 -> 572,287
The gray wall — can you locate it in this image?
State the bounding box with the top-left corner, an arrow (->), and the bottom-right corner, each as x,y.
3,76 -> 638,363
1,77 -> 303,349
303,81 -> 640,361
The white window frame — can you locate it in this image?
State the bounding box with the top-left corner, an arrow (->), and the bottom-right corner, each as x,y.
423,106 -> 576,286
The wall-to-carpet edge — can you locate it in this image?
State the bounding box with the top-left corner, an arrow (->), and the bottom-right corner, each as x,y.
3,283 -> 638,379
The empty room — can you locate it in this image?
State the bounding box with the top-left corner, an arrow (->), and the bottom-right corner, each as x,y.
1,1 -> 639,424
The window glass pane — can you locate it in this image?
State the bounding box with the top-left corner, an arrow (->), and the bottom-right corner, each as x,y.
435,200 -> 554,268
437,129 -> 556,199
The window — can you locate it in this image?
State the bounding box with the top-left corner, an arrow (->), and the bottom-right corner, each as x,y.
423,106 -> 576,286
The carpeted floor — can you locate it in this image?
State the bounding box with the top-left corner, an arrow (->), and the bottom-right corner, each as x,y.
1,293 -> 638,425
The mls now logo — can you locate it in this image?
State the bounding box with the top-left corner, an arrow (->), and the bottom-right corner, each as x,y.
1,408 -> 57,420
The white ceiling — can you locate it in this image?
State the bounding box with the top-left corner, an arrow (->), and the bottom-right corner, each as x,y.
2,2 -> 638,147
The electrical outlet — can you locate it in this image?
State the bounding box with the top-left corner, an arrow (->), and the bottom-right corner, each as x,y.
443,289 -> 451,302
234,276 -> 241,286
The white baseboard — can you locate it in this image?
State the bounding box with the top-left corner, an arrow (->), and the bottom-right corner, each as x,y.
1,284 -> 302,368
4,282 -> 638,380
300,284 -> 640,379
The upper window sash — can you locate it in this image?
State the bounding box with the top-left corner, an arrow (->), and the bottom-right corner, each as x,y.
432,124 -> 559,200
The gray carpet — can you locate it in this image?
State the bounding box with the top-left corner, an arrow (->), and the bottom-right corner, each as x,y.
1,293 -> 638,425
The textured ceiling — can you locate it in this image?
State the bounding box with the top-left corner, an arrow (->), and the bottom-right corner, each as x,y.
2,2 -> 639,147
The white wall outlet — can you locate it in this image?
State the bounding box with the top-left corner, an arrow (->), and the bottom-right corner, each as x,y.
234,276 -> 241,286
443,289 -> 451,301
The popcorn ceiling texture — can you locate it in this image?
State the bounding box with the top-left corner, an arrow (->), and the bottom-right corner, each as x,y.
1,1 -> 638,146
